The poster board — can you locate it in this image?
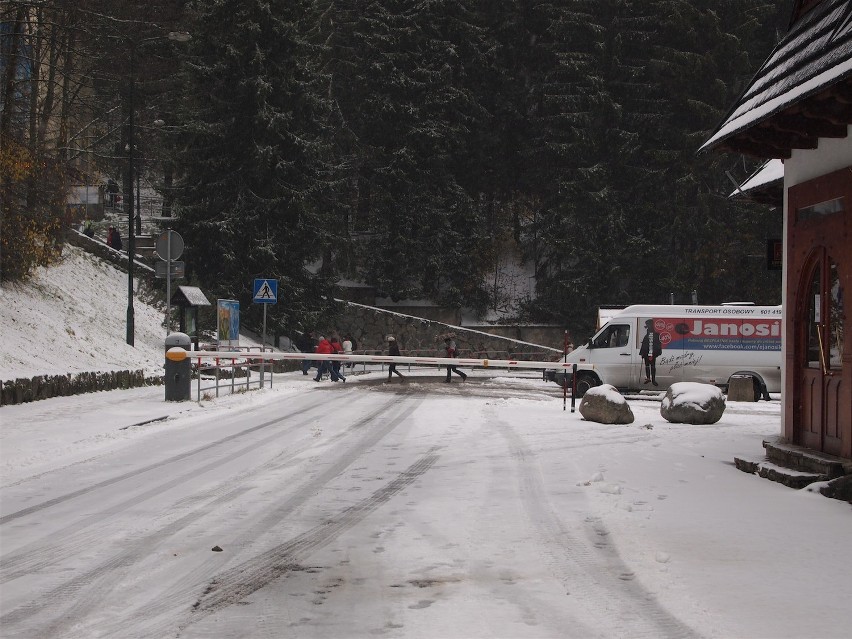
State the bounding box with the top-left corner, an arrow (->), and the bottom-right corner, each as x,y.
217,299 -> 240,349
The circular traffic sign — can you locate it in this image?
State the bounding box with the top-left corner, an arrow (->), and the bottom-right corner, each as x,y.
156,231 -> 184,261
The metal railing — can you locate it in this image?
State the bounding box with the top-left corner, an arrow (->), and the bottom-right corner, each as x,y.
193,346 -> 275,398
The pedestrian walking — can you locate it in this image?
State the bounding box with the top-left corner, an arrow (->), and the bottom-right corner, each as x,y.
386,336 -> 405,381
443,337 -> 467,383
342,334 -> 354,369
330,334 -> 346,382
313,335 -> 342,382
297,330 -> 316,375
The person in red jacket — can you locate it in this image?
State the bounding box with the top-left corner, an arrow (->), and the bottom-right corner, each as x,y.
314,336 -> 343,382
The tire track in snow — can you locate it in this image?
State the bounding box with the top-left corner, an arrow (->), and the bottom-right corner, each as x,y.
67,392 -> 427,639
0,387 -> 356,527
0,390 -> 401,636
0,391 -> 357,580
178,448 -> 441,634
488,408 -> 700,639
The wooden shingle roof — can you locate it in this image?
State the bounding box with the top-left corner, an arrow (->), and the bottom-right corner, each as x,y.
701,0 -> 852,159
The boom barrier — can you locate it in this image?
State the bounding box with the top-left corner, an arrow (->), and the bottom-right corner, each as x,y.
188,350 -> 575,372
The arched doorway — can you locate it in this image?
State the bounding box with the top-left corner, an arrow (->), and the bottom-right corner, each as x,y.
795,249 -> 845,455
786,166 -> 851,459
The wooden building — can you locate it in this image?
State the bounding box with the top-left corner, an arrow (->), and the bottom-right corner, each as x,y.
702,0 -> 851,460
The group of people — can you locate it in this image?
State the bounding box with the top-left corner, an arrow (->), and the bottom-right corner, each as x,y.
80,220 -> 122,251
298,331 -> 355,383
298,330 -> 467,383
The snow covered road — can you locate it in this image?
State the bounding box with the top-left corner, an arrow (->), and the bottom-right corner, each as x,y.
1,372 -> 850,638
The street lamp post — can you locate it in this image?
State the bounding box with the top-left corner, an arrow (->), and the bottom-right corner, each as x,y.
125,31 -> 190,347
126,43 -> 137,346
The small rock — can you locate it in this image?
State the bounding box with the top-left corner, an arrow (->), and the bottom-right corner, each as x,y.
212,545 -> 223,552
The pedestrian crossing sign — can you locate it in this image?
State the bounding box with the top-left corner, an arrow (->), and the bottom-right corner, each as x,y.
253,278 -> 278,304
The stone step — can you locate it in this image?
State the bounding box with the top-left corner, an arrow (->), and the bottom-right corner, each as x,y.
763,438 -> 851,479
734,455 -> 826,489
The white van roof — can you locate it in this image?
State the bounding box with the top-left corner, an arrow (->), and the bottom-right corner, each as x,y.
609,304 -> 781,320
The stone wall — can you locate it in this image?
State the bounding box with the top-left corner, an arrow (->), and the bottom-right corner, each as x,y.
1,370 -> 161,406
463,324 -> 568,350
317,301 -> 563,360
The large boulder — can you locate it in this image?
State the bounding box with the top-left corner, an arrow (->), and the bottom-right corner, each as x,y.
660,382 -> 726,424
579,384 -> 634,424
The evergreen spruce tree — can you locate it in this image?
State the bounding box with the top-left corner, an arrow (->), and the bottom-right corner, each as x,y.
524,0 -> 784,336
170,0 -> 339,334
310,0 -> 494,310
629,0 -> 785,305
525,0 -> 643,332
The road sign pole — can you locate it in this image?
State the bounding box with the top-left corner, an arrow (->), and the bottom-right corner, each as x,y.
261,304 -> 267,387
157,230 -> 185,336
252,278 -> 278,387
166,230 -> 172,335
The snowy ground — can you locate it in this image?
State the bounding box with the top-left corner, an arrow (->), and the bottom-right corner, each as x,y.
0,246 -> 168,379
1,246 -> 851,638
2,372 -> 851,638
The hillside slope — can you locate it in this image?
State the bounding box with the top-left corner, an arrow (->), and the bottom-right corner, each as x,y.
1,247 -> 167,380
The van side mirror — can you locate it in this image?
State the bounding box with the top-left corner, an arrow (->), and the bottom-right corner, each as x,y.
586,337 -> 594,349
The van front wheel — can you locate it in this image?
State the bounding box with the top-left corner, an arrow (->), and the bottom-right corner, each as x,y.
574,373 -> 599,398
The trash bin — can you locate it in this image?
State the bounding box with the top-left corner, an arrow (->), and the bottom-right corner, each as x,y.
727,374 -> 755,402
165,332 -> 192,401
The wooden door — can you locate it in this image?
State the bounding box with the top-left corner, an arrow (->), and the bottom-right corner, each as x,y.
789,167 -> 850,458
795,249 -> 845,455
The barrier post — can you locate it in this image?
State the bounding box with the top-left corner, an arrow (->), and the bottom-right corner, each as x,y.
571,363 -> 577,413
164,332 -> 192,401
563,330 -> 568,411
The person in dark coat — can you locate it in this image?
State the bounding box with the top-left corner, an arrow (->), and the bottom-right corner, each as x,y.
298,330 -> 316,375
107,226 -> 122,251
639,319 -> 663,386
386,336 -> 405,381
443,337 -> 467,383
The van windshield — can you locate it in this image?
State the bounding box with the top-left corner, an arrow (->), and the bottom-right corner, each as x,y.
592,324 -> 630,348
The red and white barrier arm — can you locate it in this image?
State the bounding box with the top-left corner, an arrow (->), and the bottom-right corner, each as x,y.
185,350 -> 581,372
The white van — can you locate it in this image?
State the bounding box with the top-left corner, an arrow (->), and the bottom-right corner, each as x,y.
551,304 -> 782,399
